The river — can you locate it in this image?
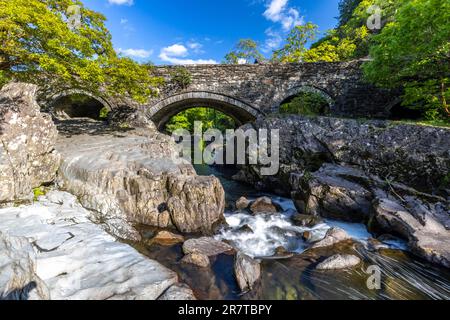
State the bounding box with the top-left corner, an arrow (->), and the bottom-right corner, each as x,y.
133,164 -> 450,300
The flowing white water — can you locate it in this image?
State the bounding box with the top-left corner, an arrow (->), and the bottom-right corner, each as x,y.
216,196 -> 408,258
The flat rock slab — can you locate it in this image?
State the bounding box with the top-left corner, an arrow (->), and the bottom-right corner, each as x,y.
0,191 -> 179,300
183,237 -> 234,256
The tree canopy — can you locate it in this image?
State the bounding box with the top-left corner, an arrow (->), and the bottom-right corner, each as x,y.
363,0 -> 450,120
224,39 -> 264,64
272,23 -> 318,63
273,0 -> 449,122
165,107 -> 236,134
0,0 -> 162,103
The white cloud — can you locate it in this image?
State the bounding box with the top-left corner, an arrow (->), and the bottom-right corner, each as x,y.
263,28 -> 283,52
263,0 -> 303,31
120,18 -> 128,25
108,0 -> 134,5
187,42 -> 202,50
187,41 -> 205,54
161,44 -> 189,57
117,48 -> 153,59
159,44 -> 217,65
264,0 -> 288,21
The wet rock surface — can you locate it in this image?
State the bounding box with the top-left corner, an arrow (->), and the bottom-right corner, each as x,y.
150,231 -> 185,246
181,253 -> 211,268
291,164 -> 374,222
250,196 -> 279,214
311,227 -> 351,249
316,254 -> 361,270
234,252 -> 261,292
182,237 -> 235,257
236,197 -> 250,210
0,83 -> 60,205
374,198 -> 450,268
290,164 -> 450,268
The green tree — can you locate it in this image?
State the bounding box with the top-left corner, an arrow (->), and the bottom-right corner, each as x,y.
272,23 -> 318,63
363,0 -> 450,120
303,0 -> 400,63
224,39 -> 264,64
165,108 -> 236,134
0,0 -> 161,102
338,0 -> 363,27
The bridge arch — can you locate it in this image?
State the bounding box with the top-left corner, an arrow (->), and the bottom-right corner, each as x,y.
47,89 -> 114,120
275,85 -> 335,113
146,91 -> 263,131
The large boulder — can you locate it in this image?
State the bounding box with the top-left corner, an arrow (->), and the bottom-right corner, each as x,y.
0,83 -> 60,205
56,131 -> 225,241
311,227 -> 351,249
291,164 -> 375,222
0,232 -> 50,300
293,164 -> 450,268
235,115 -> 450,194
374,198 -> 450,268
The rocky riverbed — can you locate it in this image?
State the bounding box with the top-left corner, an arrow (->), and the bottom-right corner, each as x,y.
233,115 -> 450,269
132,168 -> 450,300
1,83 -> 449,300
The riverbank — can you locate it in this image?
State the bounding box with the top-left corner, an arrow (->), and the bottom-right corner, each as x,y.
0,190 -> 194,300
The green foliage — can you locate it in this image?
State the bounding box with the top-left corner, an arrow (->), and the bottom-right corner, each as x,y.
279,92 -> 330,116
99,106 -> 109,119
363,0 -> 450,121
302,0 -> 400,63
440,173 -> 450,189
0,70 -> 10,89
170,66 -> 192,89
165,107 -> 236,134
33,187 -> 47,201
0,0 -> 161,103
224,39 -> 264,64
272,23 -> 318,63
338,0 -> 363,27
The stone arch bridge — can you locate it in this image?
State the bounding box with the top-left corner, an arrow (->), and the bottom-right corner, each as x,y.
42,60 -> 397,130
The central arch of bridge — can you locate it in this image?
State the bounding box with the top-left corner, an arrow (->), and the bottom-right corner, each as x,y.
147,91 -> 262,131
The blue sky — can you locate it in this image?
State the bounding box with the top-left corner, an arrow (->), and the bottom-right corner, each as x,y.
82,0 -> 340,65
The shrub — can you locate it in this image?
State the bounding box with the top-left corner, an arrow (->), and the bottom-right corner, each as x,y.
170,67 -> 192,89
279,92 -> 330,116
99,107 -> 110,120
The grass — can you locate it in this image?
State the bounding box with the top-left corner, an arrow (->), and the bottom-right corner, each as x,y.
391,119 -> 450,128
